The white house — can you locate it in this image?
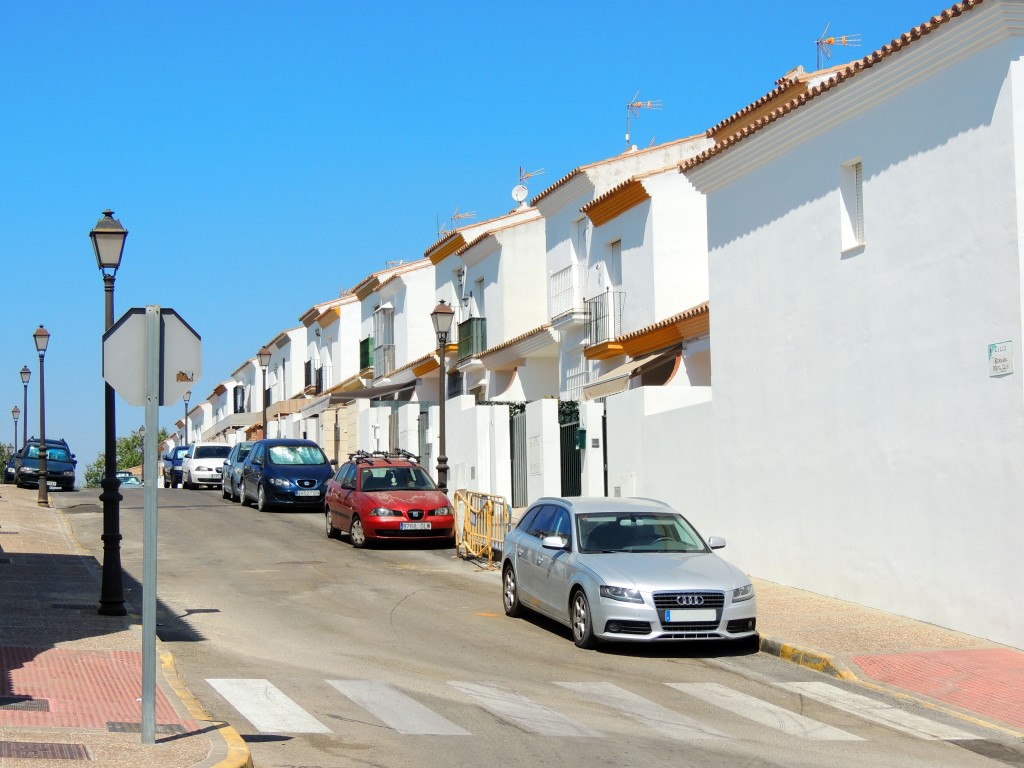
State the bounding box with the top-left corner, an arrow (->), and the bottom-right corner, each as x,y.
684,0 -> 1023,648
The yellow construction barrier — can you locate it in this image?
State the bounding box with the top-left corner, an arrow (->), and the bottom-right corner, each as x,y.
453,489 -> 512,569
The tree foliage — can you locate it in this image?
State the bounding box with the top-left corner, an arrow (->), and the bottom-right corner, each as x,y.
83,426 -> 171,488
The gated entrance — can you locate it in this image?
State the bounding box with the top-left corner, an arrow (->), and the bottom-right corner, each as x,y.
559,400 -> 582,497
509,406 -> 527,507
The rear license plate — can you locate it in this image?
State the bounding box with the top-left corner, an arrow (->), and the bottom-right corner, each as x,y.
47,481 -> 59,488
295,490 -> 320,497
400,522 -> 432,530
664,608 -> 716,623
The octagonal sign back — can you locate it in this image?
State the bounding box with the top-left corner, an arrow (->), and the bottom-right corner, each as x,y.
102,307 -> 201,406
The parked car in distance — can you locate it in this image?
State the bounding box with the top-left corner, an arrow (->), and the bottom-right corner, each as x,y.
324,450 -> 454,548
162,445 -> 190,488
222,441 -> 255,501
240,438 -> 335,512
181,442 -> 231,489
4,453 -> 17,484
14,438 -> 77,491
501,496 -> 757,649
117,471 -> 142,487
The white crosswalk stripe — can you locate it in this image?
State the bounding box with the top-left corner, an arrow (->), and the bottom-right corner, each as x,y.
557,682 -> 726,740
204,676 -> 980,744
780,682 -> 980,741
669,682 -> 862,740
326,680 -> 469,735
447,681 -> 603,737
206,678 -> 331,734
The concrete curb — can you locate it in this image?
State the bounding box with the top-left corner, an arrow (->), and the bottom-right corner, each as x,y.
759,635 -> 858,680
159,652 -> 253,768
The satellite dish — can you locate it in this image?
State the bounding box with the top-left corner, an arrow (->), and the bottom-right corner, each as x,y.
512,184 -> 529,203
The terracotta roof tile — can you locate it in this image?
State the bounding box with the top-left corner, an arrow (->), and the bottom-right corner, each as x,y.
617,301 -> 709,343
682,1 -> 984,173
480,323 -> 554,358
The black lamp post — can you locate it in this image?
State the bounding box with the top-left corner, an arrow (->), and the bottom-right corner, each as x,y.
11,406 -> 19,454
33,326 -> 49,507
430,301 -> 455,492
20,365 -> 30,448
183,390 -> 191,446
91,209 -> 128,617
258,347 -> 272,439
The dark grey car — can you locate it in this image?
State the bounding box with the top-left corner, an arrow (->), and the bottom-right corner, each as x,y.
222,441 -> 255,502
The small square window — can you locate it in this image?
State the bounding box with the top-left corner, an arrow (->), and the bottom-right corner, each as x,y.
840,159 -> 864,251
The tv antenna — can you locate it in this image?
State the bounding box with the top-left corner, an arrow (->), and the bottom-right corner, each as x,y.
512,166 -> 545,205
450,206 -> 477,230
816,23 -> 860,69
625,91 -> 662,148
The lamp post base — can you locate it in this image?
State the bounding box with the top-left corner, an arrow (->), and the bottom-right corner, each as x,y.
98,476 -> 127,616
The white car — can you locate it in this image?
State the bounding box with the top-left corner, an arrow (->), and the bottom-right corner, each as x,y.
181,442 -> 231,489
501,497 -> 757,649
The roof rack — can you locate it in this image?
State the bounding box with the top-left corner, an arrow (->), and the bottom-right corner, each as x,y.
347,449 -> 421,465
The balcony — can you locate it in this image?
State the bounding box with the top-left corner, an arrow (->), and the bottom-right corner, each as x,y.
457,317 -> 487,361
586,290 -> 625,346
373,344 -> 395,379
550,264 -> 587,327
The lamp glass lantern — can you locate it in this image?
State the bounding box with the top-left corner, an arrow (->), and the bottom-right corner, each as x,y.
33,325 -> 50,353
20,366 -> 30,385
90,210 -> 128,272
430,300 -> 455,337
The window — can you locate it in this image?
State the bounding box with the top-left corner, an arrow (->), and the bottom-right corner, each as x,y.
574,218 -> 588,264
373,306 -> 395,378
840,159 -> 864,251
606,239 -> 622,289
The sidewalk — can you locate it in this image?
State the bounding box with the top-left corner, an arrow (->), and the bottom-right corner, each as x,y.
0,486 -> 1021,768
0,485 -> 251,768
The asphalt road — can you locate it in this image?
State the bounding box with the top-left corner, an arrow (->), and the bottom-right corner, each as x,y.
61,487 -> 1002,768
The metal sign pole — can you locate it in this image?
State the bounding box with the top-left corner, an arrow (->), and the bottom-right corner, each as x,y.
141,305 -> 160,744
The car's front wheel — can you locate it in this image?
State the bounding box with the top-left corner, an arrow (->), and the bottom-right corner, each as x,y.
256,484 -> 271,512
571,589 -> 598,649
349,515 -> 367,548
503,564 -> 524,618
231,480 -> 241,503
221,480 -> 231,499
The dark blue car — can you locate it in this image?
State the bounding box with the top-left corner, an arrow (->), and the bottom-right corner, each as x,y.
239,438 -> 336,512
162,445 -> 189,489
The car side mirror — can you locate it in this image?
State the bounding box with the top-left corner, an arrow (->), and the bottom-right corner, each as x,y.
542,535 -> 569,550
707,536 -> 726,550
330,459 -> 338,466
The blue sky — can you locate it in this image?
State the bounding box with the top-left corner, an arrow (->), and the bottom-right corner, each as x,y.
0,0 -> 947,478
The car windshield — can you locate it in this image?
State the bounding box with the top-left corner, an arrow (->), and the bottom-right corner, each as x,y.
26,446 -> 71,462
576,512 -> 709,554
268,444 -> 328,466
195,445 -> 231,459
236,445 -> 254,462
360,466 -> 437,491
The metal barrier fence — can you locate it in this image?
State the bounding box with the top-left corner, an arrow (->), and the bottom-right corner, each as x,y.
453,489 -> 513,569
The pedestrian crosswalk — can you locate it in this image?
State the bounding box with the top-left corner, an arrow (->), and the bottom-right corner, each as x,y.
205,676 -> 981,744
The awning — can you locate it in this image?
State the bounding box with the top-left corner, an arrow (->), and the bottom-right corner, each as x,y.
201,412 -> 259,440
332,380 -> 415,401
581,345 -> 681,401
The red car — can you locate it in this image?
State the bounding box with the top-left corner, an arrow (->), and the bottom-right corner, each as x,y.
324,451 -> 455,548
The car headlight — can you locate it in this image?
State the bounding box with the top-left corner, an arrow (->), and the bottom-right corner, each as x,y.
269,477 -> 290,488
368,507 -> 400,517
197,465 -> 213,472
429,505 -> 453,517
63,471 -> 75,477
732,583 -> 755,602
599,585 -> 644,604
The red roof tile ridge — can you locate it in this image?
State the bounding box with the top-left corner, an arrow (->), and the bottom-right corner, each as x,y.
531,132 -> 707,206
683,1 -> 983,173
617,301 -> 709,342
480,323 -> 554,358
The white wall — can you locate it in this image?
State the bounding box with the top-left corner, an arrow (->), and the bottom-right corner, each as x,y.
692,22 -> 1024,648
525,398 -> 560,504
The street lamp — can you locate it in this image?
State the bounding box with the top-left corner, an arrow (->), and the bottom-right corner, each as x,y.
11,406 -> 19,454
430,300 -> 455,492
258,347 -> 272,439
91,209 -> 128,617
32,325 -> 49,507
183,390 -> 191,446
20,365 -> 30,448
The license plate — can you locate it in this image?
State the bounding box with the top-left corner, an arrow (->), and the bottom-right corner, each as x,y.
295,490 -> 320,497
400,522 -> 432,530
664,608 -> 716,623
47,481 -> 59,488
